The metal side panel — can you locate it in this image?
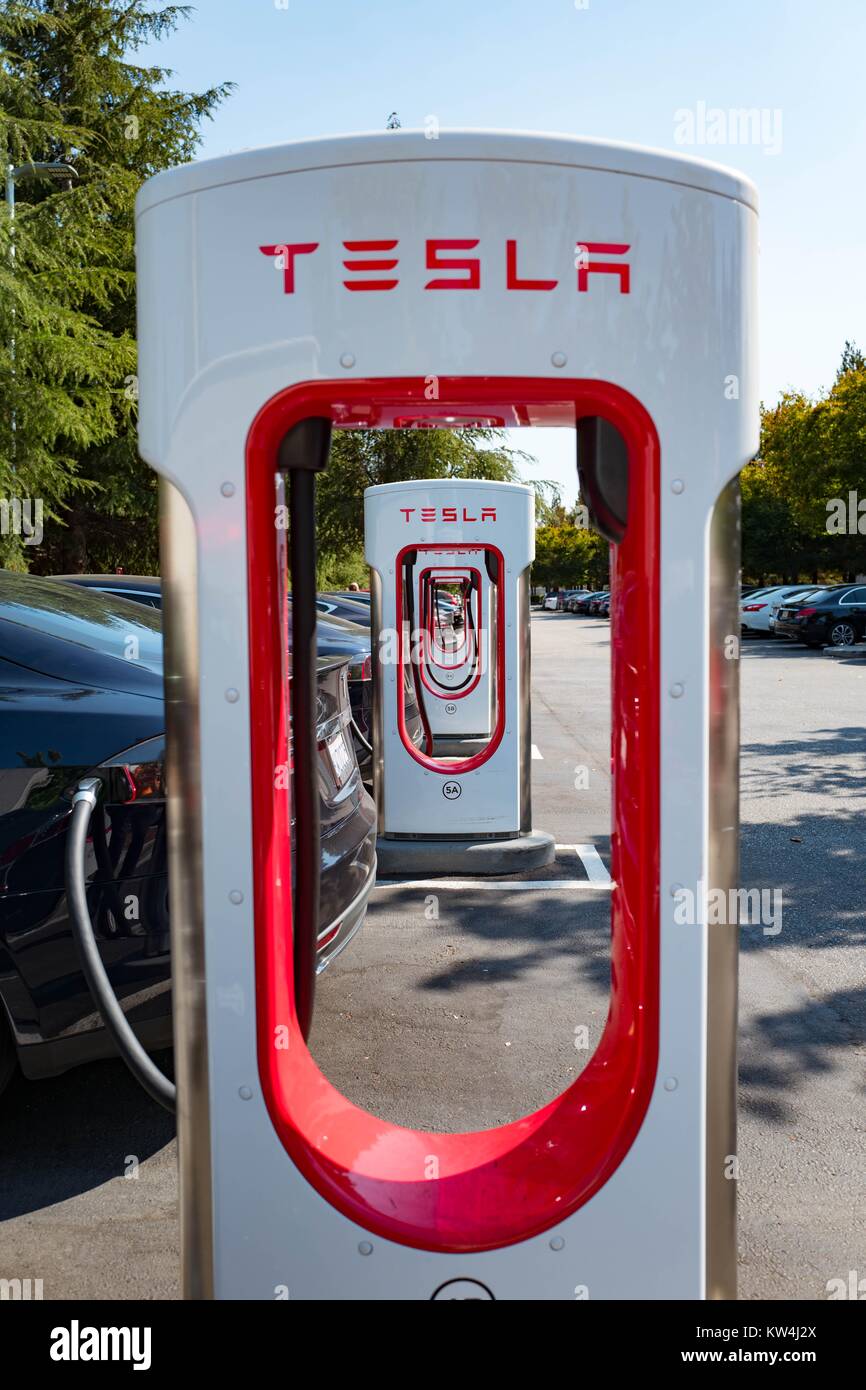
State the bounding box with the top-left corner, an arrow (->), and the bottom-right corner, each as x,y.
370,567 -> 385,833
518,569 -> 533,834
705,478 -> 741,1299
160,478 -> 214,1299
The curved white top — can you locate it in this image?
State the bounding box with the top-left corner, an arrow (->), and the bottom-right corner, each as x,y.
135,129 -> 758,219
365,478 -> 534,498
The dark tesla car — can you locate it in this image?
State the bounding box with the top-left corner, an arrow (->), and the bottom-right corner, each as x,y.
774,583 -> 866,647
0,572 -> 376,1096
316,594 -> 374,625
51,573 -> 163,608
54,576 -> 425,774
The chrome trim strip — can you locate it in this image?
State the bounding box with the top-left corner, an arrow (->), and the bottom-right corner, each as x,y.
160,479 -> 214,1300
370,570 -> 385,831
706,478 -> 741,1300
518,569 -> 532,834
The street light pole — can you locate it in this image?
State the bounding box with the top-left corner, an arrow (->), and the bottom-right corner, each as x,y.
5,157 -> 78,228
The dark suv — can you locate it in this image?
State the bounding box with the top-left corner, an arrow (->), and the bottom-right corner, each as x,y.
774,584 -> 866,647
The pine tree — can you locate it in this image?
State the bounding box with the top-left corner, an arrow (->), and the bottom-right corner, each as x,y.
0,1 -> 231,569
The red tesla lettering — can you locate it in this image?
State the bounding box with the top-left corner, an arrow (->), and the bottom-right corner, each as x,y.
481,508 -> 496,522
506,239 -> 557,291
442,507 -> 458,522
342,239 -> 399,291
425,239 -> 481,290
400,508 -> 415,522
259,242 -> 319,294
577,242 -> 631,294
462,508 -> 477,522
421,508 -> 436,522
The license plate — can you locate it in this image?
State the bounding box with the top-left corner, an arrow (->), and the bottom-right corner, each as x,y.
327,728 -> 354,787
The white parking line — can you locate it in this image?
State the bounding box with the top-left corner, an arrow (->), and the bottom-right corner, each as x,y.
570,843 -> 612,884
374,878 -> 612,891
374,844 -> 615,892
531,744 -> 543,760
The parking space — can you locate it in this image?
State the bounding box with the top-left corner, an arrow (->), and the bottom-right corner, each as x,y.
1,612 -> 863,1298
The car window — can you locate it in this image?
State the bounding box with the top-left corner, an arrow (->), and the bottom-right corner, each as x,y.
0,571 -> 163,673
799,589 -> 833,604
839,587 -> 866,604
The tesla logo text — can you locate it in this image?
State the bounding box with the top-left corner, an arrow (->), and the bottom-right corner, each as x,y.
259,239 -> 630,294
400,507 -> 496,523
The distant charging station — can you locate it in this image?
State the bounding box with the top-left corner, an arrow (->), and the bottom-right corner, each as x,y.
136,130 -> 757,1299
366,477 -> 553,873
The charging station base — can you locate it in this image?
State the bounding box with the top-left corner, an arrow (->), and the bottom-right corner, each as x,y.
375,829 -> 556,878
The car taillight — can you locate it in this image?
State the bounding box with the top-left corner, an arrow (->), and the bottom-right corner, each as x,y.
97,736 -> 166,804
347,653 -> 373,681
742,603 -> 768,611
796,606 -> 818,618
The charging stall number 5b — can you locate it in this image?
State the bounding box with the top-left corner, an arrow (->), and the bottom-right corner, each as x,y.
134,131 -> 757,1299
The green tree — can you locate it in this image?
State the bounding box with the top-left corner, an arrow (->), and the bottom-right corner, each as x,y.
744,343 -> 866,583
0,0 -> 231,570
317,427 -> 551,581
532,504 -> 609,590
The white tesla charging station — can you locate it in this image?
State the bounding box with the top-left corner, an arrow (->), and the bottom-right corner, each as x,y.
365,478 -> 550,872
136,131 -> 757,1299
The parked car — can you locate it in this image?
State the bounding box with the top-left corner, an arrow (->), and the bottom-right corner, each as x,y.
774,584 -> 866,647
571,590 -> 608,614
51,573 -> 162,608
740,585 -> 818,635
53,576 -> 427,774
598,595 -> 611,618
0,571 -> 377,1096
588,592 -> 610,615
542,591 -> 561,611
564,590 -> 593,612
317,594 -> 373,625
767,587 -> 819,634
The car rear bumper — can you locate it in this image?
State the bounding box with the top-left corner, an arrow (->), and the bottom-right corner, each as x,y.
775,618 -> 822,642
316,857 -> 377,973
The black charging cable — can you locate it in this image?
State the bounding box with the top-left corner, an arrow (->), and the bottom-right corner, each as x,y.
66,778 -> 176,1112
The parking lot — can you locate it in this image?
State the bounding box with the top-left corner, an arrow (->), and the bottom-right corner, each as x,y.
1,611 -> 863,1300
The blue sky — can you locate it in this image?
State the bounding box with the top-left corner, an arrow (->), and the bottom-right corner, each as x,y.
138,0 -> 865,503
